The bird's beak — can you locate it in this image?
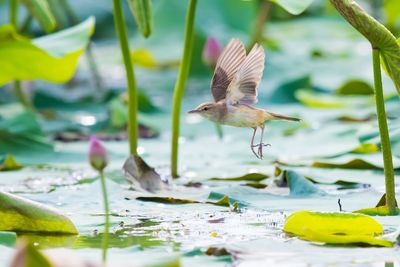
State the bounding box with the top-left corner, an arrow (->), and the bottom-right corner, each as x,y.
188,109 -> 199,114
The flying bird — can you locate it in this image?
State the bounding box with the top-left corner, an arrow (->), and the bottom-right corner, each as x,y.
189,39 -> 300,159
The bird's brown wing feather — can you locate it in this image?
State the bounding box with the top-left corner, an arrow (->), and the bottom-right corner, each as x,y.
211,39 -> 246,102
226,43 -> 265,105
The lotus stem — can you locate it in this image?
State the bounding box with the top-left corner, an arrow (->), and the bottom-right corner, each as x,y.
372,48 -> 397,214
99,171 -> 110,262
113,0 -> 138,155
9,0 -> 17,26
13,81 -> 31,109
249,0 -> 272,48
9,0 -> 32,110
171,0 -> 197,178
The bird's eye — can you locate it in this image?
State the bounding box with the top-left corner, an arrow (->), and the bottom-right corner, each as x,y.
203,107 -> 208,111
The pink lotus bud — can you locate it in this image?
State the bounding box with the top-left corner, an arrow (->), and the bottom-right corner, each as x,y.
88,136 -> 107,171
202,37 -> 223,68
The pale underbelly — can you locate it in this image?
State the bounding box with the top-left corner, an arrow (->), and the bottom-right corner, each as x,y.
221,107 -> 265,128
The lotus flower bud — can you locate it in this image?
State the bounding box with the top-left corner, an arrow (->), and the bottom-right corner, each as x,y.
202,37 -> 223,68
88,136 -> 108,171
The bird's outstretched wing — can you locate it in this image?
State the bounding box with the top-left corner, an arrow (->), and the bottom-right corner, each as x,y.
211,39 -> 246,102
225,43 -> 265,105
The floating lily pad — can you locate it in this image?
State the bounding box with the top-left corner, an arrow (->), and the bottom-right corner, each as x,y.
283,210 -> 392,247
0,192 -> 78,234
208,173 -> 269,182
311,154 -> 400,170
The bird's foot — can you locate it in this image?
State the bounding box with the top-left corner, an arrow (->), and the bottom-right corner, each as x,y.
251,143 -> 271,159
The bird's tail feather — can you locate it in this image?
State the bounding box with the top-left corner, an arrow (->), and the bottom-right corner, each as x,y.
266,112 -> 300,122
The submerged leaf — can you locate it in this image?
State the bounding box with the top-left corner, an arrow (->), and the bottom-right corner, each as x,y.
0,17 -> 95,85
330,0 -> 400,94
284,210 -> 391,247
0,155 -> 23,171
0,192 -> 78,234
19,0 -> 56,33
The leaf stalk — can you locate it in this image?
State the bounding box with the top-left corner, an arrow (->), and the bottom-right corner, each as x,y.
113,0 -> 138,155
170,0 -> 198,178
372,48 -> 397,214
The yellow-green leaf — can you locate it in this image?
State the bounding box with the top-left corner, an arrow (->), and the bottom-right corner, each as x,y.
0,191 -> 78,234
301,228 -> 393,247
131,49 -> 157,68
19,0 -> 56,33
127,0 -> 153,38
0,17 -> 95,86
0,154 -> 23,171
283,210 -> 392,247
284,210 -> 384,236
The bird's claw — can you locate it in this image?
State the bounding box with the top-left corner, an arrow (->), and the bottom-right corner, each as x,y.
251,143 -> 271,159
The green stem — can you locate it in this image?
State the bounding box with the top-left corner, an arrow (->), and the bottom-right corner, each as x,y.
372,48 -> 397,214
9,0 -> 17,26
13,81 -> 32,109
99,171 -> 110,263
10,0 -> 32,109
249,0 -> 272,49
171,0 -> 197,178
113,0 -> 138,155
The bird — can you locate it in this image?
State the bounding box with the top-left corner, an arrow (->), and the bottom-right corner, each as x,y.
188,38 -> 300,159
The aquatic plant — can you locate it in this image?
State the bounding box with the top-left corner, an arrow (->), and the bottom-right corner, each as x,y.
88,136 -> 109,262
170,0 -> 197,178
330,0 -> 400,215
112,0 -> 152,155
5,0 -> 94,109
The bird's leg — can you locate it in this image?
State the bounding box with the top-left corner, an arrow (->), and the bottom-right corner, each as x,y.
257,125 -> 270,159
250,127 -> 260,159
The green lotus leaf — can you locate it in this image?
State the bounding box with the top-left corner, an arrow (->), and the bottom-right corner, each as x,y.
0,191 -> 78,234
284,210 -> 392,247
270,0 -> 314,15
0,17 -> 95,86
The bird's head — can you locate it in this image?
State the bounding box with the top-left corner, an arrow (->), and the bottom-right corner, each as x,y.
188,102 -> 218,120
